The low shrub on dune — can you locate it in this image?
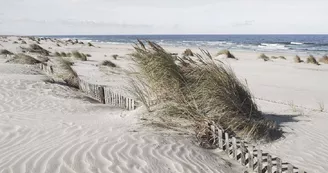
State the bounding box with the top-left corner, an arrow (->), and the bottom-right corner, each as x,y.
216,49 -> 236,59
258,53 -> 270,61
0,49 -> 14,55
306,55 -> 320,65
182,49 -> 194,56
130,41 -> 280,142
72,51 -> 87,61
294,55 -> 303,63
319,55 -> 328,64
100,60 -> 117,67
6,53 -> 41,64
56,57 -> 79,88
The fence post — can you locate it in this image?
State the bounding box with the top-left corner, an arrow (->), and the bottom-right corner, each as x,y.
225,133 -> 229,155
232,137 -> 237,160
132,99 -> 135,109
98,86 -> 105,104
276,158 -> 282,173
248,144 -> 254,170
257,149 -> 262,173
287,164 -> 293,173
218,129 -> 223,149
267,154 -> 272,173
240,141 -> 246,166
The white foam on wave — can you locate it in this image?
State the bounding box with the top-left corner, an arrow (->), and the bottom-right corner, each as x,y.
291,42 -> 303,45
258,43 -> 289,50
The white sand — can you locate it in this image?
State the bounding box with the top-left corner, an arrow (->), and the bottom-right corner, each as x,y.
0,37 -> 244,173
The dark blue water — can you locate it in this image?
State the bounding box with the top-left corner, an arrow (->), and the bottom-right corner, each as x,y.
46,35 -> 328,54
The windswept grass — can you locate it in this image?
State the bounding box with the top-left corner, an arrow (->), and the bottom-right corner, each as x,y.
6,53 -> 41,64
100,60 -> 117,67
26,44 -> 51,56
0,49 -> 14,55
216,49 -> 236,59
294,55 -> 303,63
61,52 -> 67,57
56,57 -> 79,88
88,42 -> 94,47
72,51 -> 87,61
112,54 -> 119,59
21,40 -> 27,44
319,55 -> 328,64
182,49 -> 194,56
54,52 -> 61,57
306,55 -> 320,65
258,53 -> 270,61
130,41 -> 280,142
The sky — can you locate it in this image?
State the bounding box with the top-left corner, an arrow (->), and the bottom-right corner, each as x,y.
0,0 -> 328,35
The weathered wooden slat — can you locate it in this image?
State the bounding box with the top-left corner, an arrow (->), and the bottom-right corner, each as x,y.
218,129 -> 223,149
98,86 -> 105,104
225,133 -> 229,155
288,164 -> 293,173
240,141 -> 246,166
276,158 -> 282,173
248,144 -> 254,170
267,154 -> 272,173
257,149 -> 262,173
232,137 -> 237,159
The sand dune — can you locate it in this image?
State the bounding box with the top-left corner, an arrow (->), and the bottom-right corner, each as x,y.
0,49 -> 241,172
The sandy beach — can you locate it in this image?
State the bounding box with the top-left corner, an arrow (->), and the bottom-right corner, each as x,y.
1,36 -> 328,173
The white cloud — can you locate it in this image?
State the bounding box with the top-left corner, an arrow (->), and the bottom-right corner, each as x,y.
0,0 -> 328,35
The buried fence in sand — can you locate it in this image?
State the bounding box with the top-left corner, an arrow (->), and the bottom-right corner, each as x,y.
38,63 -> 307,173
39,63 -> 137,110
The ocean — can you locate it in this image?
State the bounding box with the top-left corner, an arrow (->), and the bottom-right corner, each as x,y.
46,35 -> 328,55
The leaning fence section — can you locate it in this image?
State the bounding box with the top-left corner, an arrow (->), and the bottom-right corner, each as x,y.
38,64 -> 137,111
208,124 -> 307,173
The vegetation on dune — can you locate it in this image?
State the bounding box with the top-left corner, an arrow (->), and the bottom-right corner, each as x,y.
5,53 -> 41,65
54,52 -> 61,57
319,55 -> 328,64
56,57 -> 79,88
130,41 -> 280,143
279,56 -> 286,60
25,44 -> 51,56
216,49 -> 236,59
100,60 -> 117,67
61,52 -> 67,57
112,54 -> 119,60
258,53 -> 270,61
13,41 -> 19,44
21,40 -> 27,44
85,54 -> 91,57
88,42 -> 94,47
56,43 -> 61,47
294,55 -> 303,63
271,56 -> 278,59
0,49 -> 14,55
306,55 -> 320,65
72,51 -> 87,61
182,49 -> 194,56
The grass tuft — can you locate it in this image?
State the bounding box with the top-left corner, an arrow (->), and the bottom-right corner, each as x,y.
21,40 -> 27,44
279,56 -> 286,60
216,49 -> 236,59
88,42 -> 94,47
306,55 -> 320,65
319,55 -> 328,64
71,51 -> 87,61
6,53 -> 41,64
61,52 -> 67,57
182,49 -> 194,56
0,49 -> 14,55
112,54 -> 119,59
56,57 -> 79,88
100,60 -> 117,67
258,53 -> 270,61
294,55 -> 303,63
26,44 -> 51,56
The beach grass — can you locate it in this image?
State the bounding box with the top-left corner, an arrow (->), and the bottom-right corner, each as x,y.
216,49 -> 236,59
6,53 -> 41,64
306,55 -> 320,65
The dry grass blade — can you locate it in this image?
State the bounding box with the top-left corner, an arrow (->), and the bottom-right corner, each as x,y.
5,53 -> 41,64
306,55 -> 320,65
216,49 -> 236,59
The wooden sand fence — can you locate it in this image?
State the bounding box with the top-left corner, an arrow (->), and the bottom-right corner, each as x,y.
39,63 -> 137,110
207,123 -> 307,173
39,63 -> 307,172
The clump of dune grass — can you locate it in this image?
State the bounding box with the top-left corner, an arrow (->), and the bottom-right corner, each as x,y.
56,43 -> 61,47
85,54 -> 91,57
306,55 -> 320,65
258,53 -> 270,61
6,53 -> 41,64
36,56 -> 49,63
130,41 -> 280,142
26,44 -> 51,56
13,41 -> 19,44
0,49 -> 14,55
56,57 -> 79,88
182,49 -> 194,56
100,60 -> 117,67
271,56 -> 278,59
61,52 -> 67,57
216,49 -> 236,59
294,55 -> 303,63
112,54 -> 119,59
67,52 -> 72,57
88,42 -> 94,47
279,56 -> 286,60
79,41 -> 84,45
71,51 -> 87,61
54,52 -> 61,57
319,55 -> 328,64
21,40 -> 27,44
